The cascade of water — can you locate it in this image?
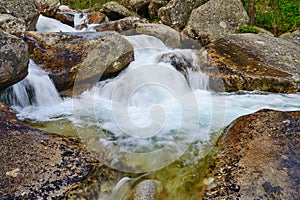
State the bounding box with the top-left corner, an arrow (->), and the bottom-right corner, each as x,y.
36,15 -> 77,32
0,60 -> 62,108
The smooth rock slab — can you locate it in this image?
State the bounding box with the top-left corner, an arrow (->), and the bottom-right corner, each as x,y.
203,33 -> 300,93
202,109 -> 300,199
0,102 -> 96,199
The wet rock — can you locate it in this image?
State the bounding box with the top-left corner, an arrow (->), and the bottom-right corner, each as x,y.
202,109 -> 300,199
24,31 -> 134,95
102,1 -> 137,21
52,11 -> 75,27
203,33 -> 300,93
86,12 -> 107,24
157,0 -> 198,30
0,102 -> 101,199
148,0 -> 170,19
0,0 -> 39,31
183,0 -> 249,45
55,11 -> 106,29
0,14 -> 26,37
0,30 -> 28,90
280,30 -> 300,45
127,180 -> 165,200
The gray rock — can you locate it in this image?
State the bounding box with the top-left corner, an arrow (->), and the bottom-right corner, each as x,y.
148,0 -> 169,19
24,31 -> 134,96
35,0 -> 60,12
0,0 -> 39,31
203,33 -> 300,93
134,23 -> 182,48
102,1 -> 137,21
129,0 -> 150,17
0,30 -> 28,90
280,30 -> 300,45
202,109 -> 300,199
158,0 -> 197,30
0,14 -> 26,37
94,17 -> 146,33
183,0 -> 249,45
95,19 -> 184,48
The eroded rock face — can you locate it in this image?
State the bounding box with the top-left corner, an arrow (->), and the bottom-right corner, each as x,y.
157,0 -> 197,30
24,31 -> 134,95
0,30 -> 28,90
0,0 -> 39,31
0,102 -> 97,199
183,0 -> 249,45
203,33 -> 300,93
202,109 -> 300,199
0,14 -> 26,37
102,1 -> 137,20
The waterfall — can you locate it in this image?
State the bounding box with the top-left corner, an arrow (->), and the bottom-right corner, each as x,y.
0,60 -> 62,109
36,15 -> 77,32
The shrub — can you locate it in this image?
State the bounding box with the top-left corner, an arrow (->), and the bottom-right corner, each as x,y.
236,25 -> 260,33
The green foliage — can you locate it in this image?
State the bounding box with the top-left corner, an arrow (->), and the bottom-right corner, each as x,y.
60,0 -> 119,10
236,25 -> 260,33
242,0 -> 300,36
147,17 -> 161,23
202,0 -> 210,3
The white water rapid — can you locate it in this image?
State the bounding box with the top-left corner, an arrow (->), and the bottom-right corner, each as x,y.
2,15 -> 300,174
1,14 -> 300,198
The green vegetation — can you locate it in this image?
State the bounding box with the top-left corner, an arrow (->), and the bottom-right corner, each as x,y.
236,25 -> 260,33
61,0 -> 299,36
242,0 -> 300,36
60,0 -> 119,10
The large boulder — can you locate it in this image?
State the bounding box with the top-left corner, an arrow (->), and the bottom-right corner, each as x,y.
157,0 -> 198,30
24,31 -> 134,95
134,23 -> 182,48
0,30 -> 28,90
0,102 -> 121,199
183,0 -> 249,45
0,14 -> 26,37
202,33 -> 300,93
0,0 -> 39,31
202,109 -> 300,199
102,1 -> 137,21
280,30 -> 300,45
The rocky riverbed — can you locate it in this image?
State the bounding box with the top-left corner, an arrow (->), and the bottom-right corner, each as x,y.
0,0 -> 299,199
